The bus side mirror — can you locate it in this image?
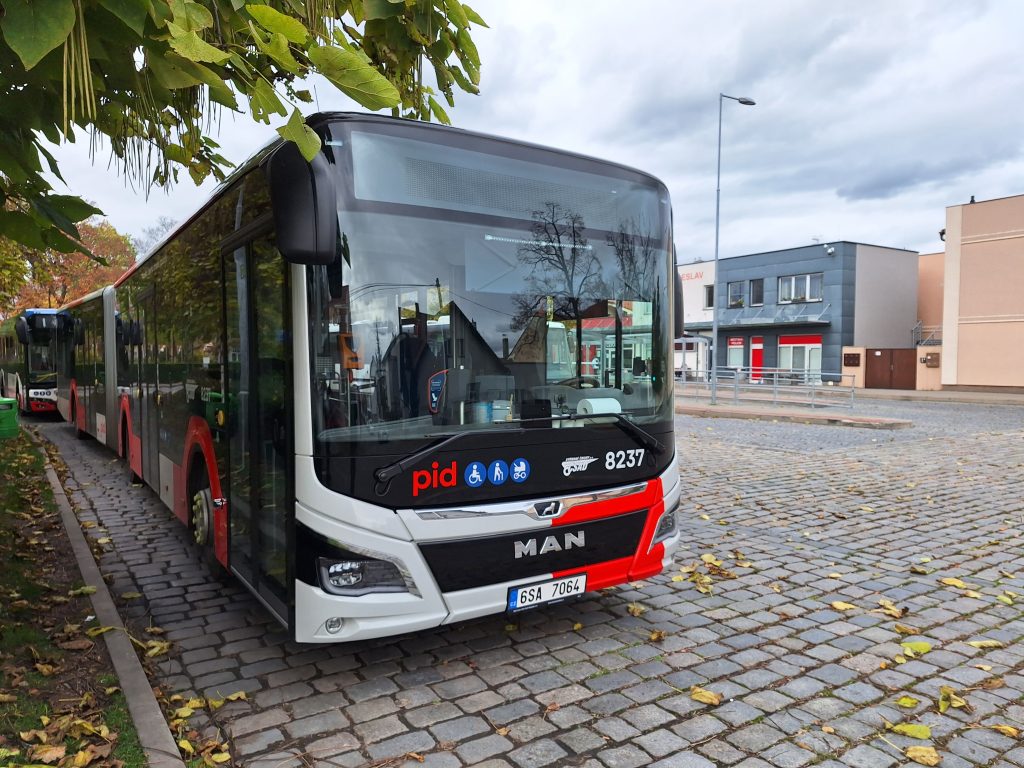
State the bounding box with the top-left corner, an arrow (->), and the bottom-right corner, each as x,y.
15,317 -> 30,345
673,270 -> 685,339
268,141 -> 338,266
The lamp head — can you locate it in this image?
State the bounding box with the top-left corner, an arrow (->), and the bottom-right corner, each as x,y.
737,97 -> 756,106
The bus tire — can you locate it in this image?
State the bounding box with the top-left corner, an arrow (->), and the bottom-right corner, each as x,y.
121,420 -> 141,484
189,462 -> 225,577
71,398 -> 87,439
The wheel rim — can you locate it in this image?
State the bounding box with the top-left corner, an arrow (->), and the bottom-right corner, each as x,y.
192,488 -> 212,546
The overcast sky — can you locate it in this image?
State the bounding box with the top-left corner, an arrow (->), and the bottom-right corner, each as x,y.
50,0 -> 1024,261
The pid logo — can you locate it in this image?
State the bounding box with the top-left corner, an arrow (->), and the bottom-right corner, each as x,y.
411,461 -> 457,497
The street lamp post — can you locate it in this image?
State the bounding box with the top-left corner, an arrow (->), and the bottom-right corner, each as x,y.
711,93 -> 755,405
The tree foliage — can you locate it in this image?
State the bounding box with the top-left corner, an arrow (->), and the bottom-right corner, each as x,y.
0,0 -> 486,253
1,217 -> 136,319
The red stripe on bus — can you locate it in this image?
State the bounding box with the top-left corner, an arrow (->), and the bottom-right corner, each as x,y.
182,416 -> 227,567
552,479 -> 662,526
553,478 -> 667,587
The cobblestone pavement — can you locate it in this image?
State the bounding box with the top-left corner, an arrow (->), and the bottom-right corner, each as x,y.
34,399 -> 1024,768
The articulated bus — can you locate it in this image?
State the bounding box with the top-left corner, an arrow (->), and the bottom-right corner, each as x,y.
56,113 -> 683,642
0,308 -> 59,414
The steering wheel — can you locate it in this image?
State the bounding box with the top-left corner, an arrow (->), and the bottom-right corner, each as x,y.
556,376 -> 601,389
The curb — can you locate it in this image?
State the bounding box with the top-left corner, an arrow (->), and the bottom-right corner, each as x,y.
38,445 -> 187,768
676,403 -> 913,430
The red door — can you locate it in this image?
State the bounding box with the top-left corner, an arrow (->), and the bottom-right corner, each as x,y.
750,336 -> 763,381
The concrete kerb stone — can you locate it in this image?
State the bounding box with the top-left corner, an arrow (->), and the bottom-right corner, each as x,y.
40,455 -> 186,768
675,402 -> 912,430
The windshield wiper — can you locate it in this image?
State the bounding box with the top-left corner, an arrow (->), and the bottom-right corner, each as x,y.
374,429 -> 524,492
509,413 -> 664,453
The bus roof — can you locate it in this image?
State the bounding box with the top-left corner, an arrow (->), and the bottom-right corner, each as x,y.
120,112 -> 671,283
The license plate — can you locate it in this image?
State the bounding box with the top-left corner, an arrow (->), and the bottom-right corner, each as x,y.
507,574 -> 587,612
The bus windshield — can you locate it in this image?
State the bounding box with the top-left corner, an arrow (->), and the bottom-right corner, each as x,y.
307,125 -> 673,455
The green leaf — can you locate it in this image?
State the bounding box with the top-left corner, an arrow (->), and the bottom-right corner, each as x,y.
164,54 -> 239,109
901,641 -> 932,657
294,89 -> 314,103
47,195 -> 102,223
896,695 -> 921,708
250,27 -> 300,74
364,0 -> 406,20
307,45 -> 400,111
246,4 -> 309,44
98,0 -> 152,36
889,722 -> 931,740
276,108 -> 321,162
249,77 -> 287,123
461,3 -> 488,27
456,27 -> 480,69
444,0 -> 470,29
146,53 -> 203,89
168,30 -> 231,64
0,210 -> 46,250
427,95 -> 450,125
2,0 -> 77,69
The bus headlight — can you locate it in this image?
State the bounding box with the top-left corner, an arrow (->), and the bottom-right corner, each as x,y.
317,556 -> 408,596
652,502 -> 679,545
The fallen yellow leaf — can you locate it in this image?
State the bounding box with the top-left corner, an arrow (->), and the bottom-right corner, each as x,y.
831,601 -> 857,611
906,746 -> 940,766
690,685 -> 722,706
967,639 -> 1004,649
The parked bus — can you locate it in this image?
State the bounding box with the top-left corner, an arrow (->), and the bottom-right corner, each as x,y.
1,308 -> 59,414
56,113 -> 683,642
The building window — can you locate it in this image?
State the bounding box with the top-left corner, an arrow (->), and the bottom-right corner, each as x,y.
703,284 -> 714,309
749,278 -> 764,306
727,281 -> 745,308
778,273 -> 824,304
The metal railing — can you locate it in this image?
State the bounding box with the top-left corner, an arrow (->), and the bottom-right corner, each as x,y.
678,366 -> 857,409
912,321 -> 943,347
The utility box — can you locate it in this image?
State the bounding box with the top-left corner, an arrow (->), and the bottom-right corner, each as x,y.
925,352 -> 941,368
0,398 -> 19,439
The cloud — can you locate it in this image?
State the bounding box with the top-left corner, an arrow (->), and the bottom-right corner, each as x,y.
40,0 -> 1024,263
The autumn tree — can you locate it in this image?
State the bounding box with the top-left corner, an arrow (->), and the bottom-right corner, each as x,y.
11,218 -> 136,313
0,0 -> 486,255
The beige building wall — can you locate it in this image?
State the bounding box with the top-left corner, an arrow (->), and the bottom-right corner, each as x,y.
917,252 -> 944,329
943,196 -> 1024,388
841,346 -> 866,388
916,346 -> 942,390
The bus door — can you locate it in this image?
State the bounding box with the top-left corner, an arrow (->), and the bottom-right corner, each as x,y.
223,232 -> 290,623
137,284 -> 160,488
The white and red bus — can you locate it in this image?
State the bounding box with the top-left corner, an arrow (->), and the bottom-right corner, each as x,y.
1,308 -> 59,414
56,113 -> 682,642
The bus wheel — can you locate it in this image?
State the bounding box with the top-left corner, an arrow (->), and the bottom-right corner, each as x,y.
190,467 -> 225,576
72,399 -> 87,439
121,421 -> 141,484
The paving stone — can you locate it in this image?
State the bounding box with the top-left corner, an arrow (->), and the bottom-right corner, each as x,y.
456,734 -> 514,764
508,738 -> 569,768
430,714 -> 491,742
597,744 -> 651,768
841,744 -> 898,768
726,723 -> 786,752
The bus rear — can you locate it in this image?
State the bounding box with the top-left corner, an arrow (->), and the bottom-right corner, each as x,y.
289,116 -> 680,641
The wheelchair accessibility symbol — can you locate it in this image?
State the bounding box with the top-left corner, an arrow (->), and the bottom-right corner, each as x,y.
464,461 -> 486,488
